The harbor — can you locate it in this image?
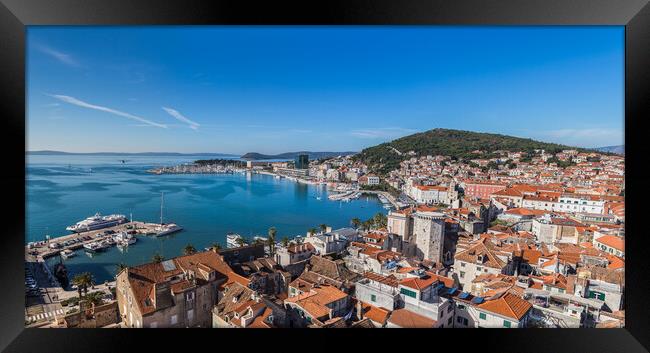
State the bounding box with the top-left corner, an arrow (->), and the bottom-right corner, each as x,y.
26,221 -> 172,262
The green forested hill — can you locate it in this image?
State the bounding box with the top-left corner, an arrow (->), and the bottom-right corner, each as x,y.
354,128 -> 585,175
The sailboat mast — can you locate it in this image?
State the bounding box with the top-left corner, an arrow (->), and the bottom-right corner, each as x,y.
160,192 -> 164,225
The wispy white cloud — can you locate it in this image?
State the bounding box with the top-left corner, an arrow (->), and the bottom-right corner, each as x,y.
35,45 -> 79,67
350,127 -> 417,139
50,94 -> 168,128
162,107 -> 200,130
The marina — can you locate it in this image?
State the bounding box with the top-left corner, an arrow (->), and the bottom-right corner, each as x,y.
27,154 -> 387,284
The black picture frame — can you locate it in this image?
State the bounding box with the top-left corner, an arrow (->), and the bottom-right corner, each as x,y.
1,0 -> 648,352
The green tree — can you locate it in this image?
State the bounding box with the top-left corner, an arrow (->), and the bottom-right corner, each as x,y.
268,227 -> 277,256
71,272 -> 94,300
84,291 -> 104,306
281,236 -> 290,247
372,213 -> 387,229
152,252 -> 164,263
210,242 -> 222,251
319,224 -> 328,234
307,227 -> 317,236
350,217 -> 362,229
235,237 -> 247,247
183,243 -> 197,255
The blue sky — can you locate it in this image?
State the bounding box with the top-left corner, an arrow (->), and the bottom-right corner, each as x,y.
27,26 -> 624,154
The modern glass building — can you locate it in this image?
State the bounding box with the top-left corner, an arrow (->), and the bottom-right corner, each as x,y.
295,154 -> 309,169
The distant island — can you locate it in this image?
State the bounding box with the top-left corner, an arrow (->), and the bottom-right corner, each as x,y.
27,150 -> 238,157
241,151 -> 357,160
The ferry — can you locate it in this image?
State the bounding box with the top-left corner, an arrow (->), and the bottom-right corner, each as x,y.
60,249 -> 76,259
226,232 -> 245,248
66,213 -> 127,233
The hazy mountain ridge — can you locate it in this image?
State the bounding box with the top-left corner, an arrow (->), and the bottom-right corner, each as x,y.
241,151 -> 357,160
27,150 -> 238,156
593,145 -> 624,155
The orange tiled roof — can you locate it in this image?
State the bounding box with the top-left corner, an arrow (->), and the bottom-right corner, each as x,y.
388,308 -> 436,328
595,235 -> 625,252
360,302 -> 390,326
477,292 -> 532,321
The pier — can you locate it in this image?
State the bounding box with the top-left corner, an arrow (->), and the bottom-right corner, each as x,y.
26,221 -> 164,262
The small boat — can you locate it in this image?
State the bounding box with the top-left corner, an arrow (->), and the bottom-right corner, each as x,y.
83,242 -> 104,252
60,249 -> 76,259
113,231 -> 137,246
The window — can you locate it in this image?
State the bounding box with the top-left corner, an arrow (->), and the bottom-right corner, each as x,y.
171,314 -> 178,325
460,262 -> 466,267
188,309 -> 194,322
479,312 -> 487,320
448,317 -> 453,326
447,305 -> 453,313
503,320 -> 511,328
457,304 -> 466,310
460,271 -> 465,278
370,294 -> 377,302
400,287 -> 417,298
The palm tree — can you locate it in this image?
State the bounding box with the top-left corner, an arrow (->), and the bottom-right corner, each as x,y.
235,237 -> 247,247
210,242 -> 222,252
319,224 -> 328,234
373,212 -> 387,229
81,272 -> 94,296
183,243 -> 197,255
152,252 -> 164,263
307,228 -> 317,236
281,236 -> 290,247
268,227 -> 277,256
351,217 -> 362,229
71,272 -> 94,300
71,274 -> 85,301
362,220 -> 373,231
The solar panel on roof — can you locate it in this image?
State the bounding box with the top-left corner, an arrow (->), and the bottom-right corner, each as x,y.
162,259 -> 177,271
448,288 -> 458,295
472,297 -> 485,304
458,292 -> 470,299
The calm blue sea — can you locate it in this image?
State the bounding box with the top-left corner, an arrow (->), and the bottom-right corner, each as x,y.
26,154 -> 385,283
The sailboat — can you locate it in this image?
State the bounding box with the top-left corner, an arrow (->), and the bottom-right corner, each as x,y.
154,192 -> 183,237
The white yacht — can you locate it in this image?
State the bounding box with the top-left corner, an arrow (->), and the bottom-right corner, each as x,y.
113,231 -> 137,246
60,249 -> 76,259
66,213 -> 127,233
83,241 -> 105,252
155,223 -> 183,237
154,192 -> 183,237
